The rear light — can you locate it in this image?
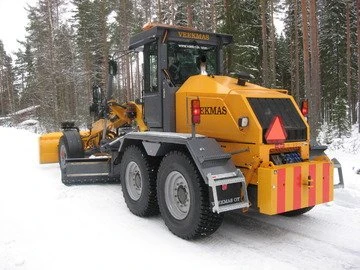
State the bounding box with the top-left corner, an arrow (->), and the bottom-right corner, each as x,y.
191,99 -> 201,124
265,115 -> 287,144
301,99 -> 309,117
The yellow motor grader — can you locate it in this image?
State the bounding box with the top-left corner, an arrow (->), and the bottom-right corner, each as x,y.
39,23 -> 343,239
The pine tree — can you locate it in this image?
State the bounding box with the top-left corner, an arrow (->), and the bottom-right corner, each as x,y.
276,34 -> 291,91
261,0 -> 270,86
0,41 -> 16,115
14,41 -> 37,110
308,0 -> 322,141
357,0 -> 360,132
221,0 -> 262,81
319,0 -> 350,137
284,0 -> 302,101
72,0 -> 113,122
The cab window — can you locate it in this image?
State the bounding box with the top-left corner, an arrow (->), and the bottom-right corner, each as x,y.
144,41 -> 158,93
167,42 -> 217,85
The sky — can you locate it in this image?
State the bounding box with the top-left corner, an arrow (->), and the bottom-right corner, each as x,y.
0,0 -> 36,55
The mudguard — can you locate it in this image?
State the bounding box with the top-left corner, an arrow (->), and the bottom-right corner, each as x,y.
118,131 -> 250,213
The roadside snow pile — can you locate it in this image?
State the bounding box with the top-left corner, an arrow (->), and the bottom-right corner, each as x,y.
320,124 -> 360,177
319,124 -> 360,154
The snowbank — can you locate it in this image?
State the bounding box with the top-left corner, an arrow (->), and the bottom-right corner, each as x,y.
0,127 -> 359,269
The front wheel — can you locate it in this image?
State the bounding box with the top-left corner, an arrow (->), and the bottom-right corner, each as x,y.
58,130 -> 84,185
157,151 -> 223,240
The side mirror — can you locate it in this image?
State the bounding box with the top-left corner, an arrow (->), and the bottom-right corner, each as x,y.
109,59 -> 117,76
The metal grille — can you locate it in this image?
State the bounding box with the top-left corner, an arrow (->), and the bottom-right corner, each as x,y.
247,98 -> 307,143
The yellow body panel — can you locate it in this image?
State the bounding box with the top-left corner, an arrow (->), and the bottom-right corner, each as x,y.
176,75 -> 309,144
176,75 -> 333,214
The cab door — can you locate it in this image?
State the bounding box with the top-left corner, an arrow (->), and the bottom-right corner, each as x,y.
143,41 -> 163,129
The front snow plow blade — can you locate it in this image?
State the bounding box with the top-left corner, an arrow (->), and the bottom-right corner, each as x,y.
257,158 -> 334,215
39,132 -> 63,164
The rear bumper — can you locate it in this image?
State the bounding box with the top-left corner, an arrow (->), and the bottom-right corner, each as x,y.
257,159 -> 333,215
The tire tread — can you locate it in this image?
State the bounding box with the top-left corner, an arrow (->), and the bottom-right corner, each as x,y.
157,151 -> 223,239
120,145 -> 159,217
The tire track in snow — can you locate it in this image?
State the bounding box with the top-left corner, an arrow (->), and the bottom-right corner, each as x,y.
212,208 -> 360,269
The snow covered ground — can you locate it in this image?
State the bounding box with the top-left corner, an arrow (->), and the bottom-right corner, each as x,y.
0,127 -> 359,270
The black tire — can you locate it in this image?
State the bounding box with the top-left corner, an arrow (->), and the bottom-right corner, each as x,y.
120,145 -> 159,217
280,206 -> 315,217
157,151 -> 223,240
58,130 -> 84,185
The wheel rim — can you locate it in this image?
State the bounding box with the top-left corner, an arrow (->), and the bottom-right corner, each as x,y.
164,171 -> 190,220
59,144 -> 67,169
125,161 -> 142,201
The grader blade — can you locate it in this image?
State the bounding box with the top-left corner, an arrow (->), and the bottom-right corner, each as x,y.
39,132 -> 62,164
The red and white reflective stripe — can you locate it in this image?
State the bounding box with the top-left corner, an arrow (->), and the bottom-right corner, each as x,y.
293,166 -> 302,210
323,163 -> 330,202
277,168 -> 286,213
275,163 -> 332,214
308,164 -> 316,206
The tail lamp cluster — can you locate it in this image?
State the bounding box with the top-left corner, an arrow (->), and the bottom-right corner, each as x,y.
301,99 -> 309,118
191,99 -> 201,124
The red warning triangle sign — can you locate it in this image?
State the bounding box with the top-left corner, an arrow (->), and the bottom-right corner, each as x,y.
265,116 -> 287,144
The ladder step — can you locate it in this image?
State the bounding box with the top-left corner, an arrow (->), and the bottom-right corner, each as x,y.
208,176 -> 244,187
207,172 -> 245,187
207,170 -> 250,214
217,202 -> 250,213
209,171 -> 237,180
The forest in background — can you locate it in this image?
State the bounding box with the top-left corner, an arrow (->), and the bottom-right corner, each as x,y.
0,0 -> 359,142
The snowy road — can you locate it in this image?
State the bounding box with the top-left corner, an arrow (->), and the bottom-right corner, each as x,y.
0,127 -> 359,270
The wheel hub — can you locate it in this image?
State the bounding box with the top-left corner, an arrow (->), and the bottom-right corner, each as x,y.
125,161 -> 142,201
176,185 -> 188,205
59,144 -> 67,168
164,171 -> 190,220
134,172 -> 142,189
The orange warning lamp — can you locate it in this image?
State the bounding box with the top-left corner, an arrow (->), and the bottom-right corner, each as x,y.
265,116 -> 287,144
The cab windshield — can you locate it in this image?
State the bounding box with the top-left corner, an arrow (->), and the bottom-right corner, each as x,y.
167,42 -> 217,85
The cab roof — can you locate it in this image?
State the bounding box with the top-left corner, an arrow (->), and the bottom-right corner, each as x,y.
129,23 -> 233,50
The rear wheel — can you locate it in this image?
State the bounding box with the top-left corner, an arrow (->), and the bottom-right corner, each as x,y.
157,151 -> 223,240
120,145 -> 158,217
280,206 -> 314,217
58,130 -> 84,185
